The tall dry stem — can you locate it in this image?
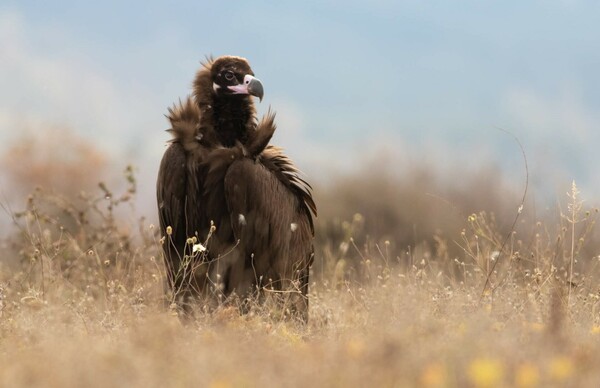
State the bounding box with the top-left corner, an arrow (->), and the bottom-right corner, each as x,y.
564,180 -> 582,307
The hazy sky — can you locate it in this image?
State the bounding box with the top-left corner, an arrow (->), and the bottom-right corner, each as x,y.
1,1 -> 600,208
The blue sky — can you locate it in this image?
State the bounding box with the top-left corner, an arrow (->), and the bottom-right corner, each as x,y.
1,1 -> 600,209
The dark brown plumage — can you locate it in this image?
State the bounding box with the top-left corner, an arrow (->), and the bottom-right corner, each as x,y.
156,56 -> 316,320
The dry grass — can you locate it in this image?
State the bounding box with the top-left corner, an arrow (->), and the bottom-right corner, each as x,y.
2,129 -> 600,386
2,170 -> 600,388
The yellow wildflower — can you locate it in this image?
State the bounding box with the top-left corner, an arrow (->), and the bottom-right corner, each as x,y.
468,358 -> 504,388
549,356 -> 574,381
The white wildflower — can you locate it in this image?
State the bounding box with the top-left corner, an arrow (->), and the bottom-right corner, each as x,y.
193,243 -> 206,253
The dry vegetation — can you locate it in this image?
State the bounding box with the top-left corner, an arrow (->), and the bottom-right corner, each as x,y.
2,132 -> 600,387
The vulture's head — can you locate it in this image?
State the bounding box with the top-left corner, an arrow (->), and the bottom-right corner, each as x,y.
205,56 -> 264,102
191,55 -> 269,148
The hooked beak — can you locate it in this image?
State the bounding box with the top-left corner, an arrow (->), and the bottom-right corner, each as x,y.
227,74 -> 264,101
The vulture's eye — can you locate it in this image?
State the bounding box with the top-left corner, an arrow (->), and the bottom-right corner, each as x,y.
224,71 -> 235,81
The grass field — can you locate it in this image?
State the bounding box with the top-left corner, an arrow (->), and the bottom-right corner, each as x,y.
2,171 -> 600,387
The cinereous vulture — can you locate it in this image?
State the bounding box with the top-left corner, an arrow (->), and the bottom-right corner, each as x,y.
156,56 -> 316,320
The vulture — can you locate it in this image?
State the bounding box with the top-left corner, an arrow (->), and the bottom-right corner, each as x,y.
156,56 -> 316,320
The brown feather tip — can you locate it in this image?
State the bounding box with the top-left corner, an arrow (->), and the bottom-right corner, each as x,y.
245,108 -> 277,157
165,97 -> 201,146
193,61 -> 215,107
166,97 -> 200,126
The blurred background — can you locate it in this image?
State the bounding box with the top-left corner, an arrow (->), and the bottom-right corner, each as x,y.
1,1 -> 600,256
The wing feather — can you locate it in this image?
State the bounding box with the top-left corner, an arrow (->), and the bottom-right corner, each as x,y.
223,158 -> 314,291
259,146 -> 317,233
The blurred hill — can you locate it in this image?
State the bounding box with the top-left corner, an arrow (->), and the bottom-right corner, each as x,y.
0,125 -> 538,260
1,126 -> 108,200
